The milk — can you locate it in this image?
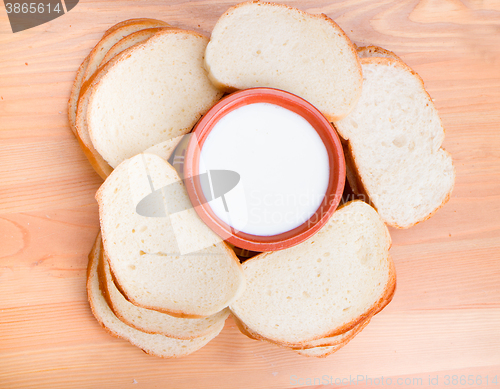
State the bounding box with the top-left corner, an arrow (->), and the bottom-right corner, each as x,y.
199,102 -> 330,236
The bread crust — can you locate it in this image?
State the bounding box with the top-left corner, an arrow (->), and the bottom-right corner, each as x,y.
102,18 -> 168,37
356,45 -> 401,61
294,344 -> 343,358
68,56 -> 89,135
294,318 -> 372,357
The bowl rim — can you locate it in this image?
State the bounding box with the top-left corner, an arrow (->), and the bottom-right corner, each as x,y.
183,87 -> 346,252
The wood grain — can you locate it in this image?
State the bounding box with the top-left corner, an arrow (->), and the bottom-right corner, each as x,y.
1,0 -> 499,388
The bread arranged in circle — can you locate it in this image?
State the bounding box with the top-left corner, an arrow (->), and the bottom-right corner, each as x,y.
87,29 -> 223,168
96,153 -> 245,318
205,1 -> 362,122
334,57 -> 455,228
230,201 -> 394,347
68,4 -> 463,358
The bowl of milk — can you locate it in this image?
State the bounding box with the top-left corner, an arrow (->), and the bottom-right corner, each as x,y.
181,88 -> 345,252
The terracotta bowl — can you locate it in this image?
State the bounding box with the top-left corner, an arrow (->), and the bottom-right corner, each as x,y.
181,88 -> 345,252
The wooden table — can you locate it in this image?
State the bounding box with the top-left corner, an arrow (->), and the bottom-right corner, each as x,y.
1,0 -> 499,388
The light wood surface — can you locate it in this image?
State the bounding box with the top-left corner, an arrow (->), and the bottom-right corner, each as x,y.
1,0 -> 499,388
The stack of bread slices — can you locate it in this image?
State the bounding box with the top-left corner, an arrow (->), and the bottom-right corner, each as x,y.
74,1 -> 455,358
69,18 -> 223,179
89,141 -> 246,358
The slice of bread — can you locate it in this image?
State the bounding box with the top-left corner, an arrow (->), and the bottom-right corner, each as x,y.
204,1 -> 362,121
80,19 -> 170,92
230,201 -> 394,346
68,19 -> 169,136
357,45 -> 401,61
87,29 -> 223,168
334,58 -> 455,228
87,233 -> 223,358
99,246 -> 230,339
96,153 -> 245,318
